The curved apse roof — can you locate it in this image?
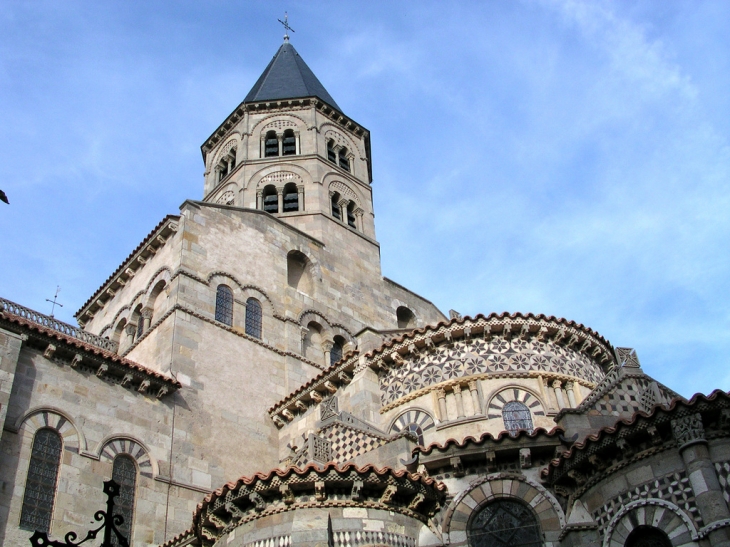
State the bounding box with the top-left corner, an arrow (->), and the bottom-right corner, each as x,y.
244,41 -> 341,111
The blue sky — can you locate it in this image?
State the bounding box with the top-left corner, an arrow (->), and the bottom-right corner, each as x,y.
1,1 -> 728,397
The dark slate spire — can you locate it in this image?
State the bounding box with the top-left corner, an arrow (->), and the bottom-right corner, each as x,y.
244,42 -> 341,111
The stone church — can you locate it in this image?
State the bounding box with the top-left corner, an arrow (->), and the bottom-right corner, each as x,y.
1,38 -> 729,547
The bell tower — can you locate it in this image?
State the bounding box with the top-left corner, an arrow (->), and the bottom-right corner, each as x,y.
200,39 -> 374,246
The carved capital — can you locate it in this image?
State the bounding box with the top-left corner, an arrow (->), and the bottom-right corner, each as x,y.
671,413 -> 706,449
436,388 -> 446,399
125,323 -> 137,336
141,307 -> 154,319
552,380 -> 562,389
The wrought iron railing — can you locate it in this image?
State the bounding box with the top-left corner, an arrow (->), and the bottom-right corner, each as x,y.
0,297 -> 118,353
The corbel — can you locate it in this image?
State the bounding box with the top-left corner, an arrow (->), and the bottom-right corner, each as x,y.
43,344 -> 57,359
553,328 -> 567,344
137,256 -> 147,265
443,331 -> 453,346
315,481 -> 326,501
282,409 -> 294,421
380,484 -> 397,504
616,438 -> 634,458
138,380 -> 150,394
390,352 -> 404,366
71,354 -> 82,368
125,268 -> 136,278
351,479 -> 364,501
519,323 -> 530,339
146,245 -> 157,256
309,390 -> 323,403
647,425 -> 663,446
502,322 -> 512,338
156,235 -> 167,246
486,450 -> 497,472
579,339 -> 591,353
567,469 -> 587,486
280,484 -> 295,505
424,336 -> 436,352
294,400 -> 307,412
592,347 -> 602,357
337,371 -> 351,383
536,326 -> 549,342
96,364 -> 108,378
450,456 -> 465,477
272,415 -> 285,428
250,492 -> 265,511
157,386 -> 169,398
408,343 -> 419,356
116,278 -> 126,287
323,381 -> 337,394
720,409 -> 730,430
96,299 -> 106,309
588,454 -> 607,471
566,334 -> 580,348
519,448 -> 532,469
121,373 -> 133,387
482,325 -> 493,341
408,492 -> 425,510
106,288 -> 116,298
463,325 -> 472,342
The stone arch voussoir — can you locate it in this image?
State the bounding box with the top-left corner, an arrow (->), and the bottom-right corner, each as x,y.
16,407 -> 86,454
603,498 -> 699,547
98,436 -> 157,479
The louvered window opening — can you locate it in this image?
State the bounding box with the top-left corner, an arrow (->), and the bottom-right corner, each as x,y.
347,206 -> 356,228
327,141 -> 337,163
331,195 -> 341,220
338,149 -> 350,172
502,401 -> 533,434
245,298 -> 262,339
20,429 -> 62,532
283,190 -> 298,212
215,285 -> 234,326
111,456 -> 137,546
265,132 -> 279,157
282,131 -> 296,156
263,194 -> 278,214
330,340 -> 343,366
468,499 -> 541,547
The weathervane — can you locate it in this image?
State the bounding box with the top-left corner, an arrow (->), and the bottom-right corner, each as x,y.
46,286 -> 63,318
278,12 -> 295,42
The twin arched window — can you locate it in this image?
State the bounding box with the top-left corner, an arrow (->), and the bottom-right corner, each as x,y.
262,183 -> 300,214
20,429 -> 62,532
326,139 -> 351,172
265,129 -> 297,158
216,147 -> 237,183
215,285 -> 263,339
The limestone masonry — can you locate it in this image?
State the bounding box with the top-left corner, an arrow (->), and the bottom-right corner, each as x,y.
1,39 -> 729,547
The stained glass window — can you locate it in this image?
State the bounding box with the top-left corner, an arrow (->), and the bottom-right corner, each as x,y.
468,499 -> 542,547
215,285 -> 233,326
245,298 -> 262,339
20,429 -> 62,532
330,339 -> 343,366
625,526 -> 672,547
111,455 -> 137,546
502,401 -> 533,434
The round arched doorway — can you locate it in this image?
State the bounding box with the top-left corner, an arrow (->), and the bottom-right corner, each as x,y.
467,498 -> 542,547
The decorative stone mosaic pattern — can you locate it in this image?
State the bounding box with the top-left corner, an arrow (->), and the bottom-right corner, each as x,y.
716,461 -> 730,504
332,530 -> 416,547
378,338 -> 604,405
593,378 -> 652,417
593,471 -> 703,532
323,423 -> 388,463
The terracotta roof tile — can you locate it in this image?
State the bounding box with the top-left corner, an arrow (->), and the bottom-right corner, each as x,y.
415,427 -> 564,456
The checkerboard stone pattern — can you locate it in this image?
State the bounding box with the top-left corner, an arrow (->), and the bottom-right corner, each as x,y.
593,471 -> 703,533
322,423 -> 388,463
593,377 -> 651,417
716,461 -> 730,504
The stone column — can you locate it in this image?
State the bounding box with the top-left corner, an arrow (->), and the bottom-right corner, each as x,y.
277,187 -> 284,214
277,135 -> 283,156
141,307 -> 153,331
125,324 -> 137,347
256,189 -> 263,210
565,381 -> 577,408
671,413 -> 730,547
338,199 -> 349,224
297,185 -> 305,211
468,380 -> 481,415
354,207 -> 364,232
436,388 -> 448,422
322,340 -> 333,368
552,380 -> 566,409
453,384 -> 465,418
295,132 -> 301,155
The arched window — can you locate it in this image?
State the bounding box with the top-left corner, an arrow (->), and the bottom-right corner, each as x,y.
327,139 -> 337,163
396,306 -> 416,329
330,336 -> 345,366
468,499 -> 541,547
283,182 -> 299,212
502,401 -> 533,434
287,250 -> 313,294
111,455 -> 137,546
282,129 -> 296,156
245,298 -> 262,339
215,285 -> 234,326
263,184 -> 278,214
338,147 -> 350,172
625,526 -> 672,547
135,317 -> 144,340
330,192 -> 341,220
346,202 -> 356,229
20,429 -> 62,532
264,131 -> 279,157
216,147 -> 236,183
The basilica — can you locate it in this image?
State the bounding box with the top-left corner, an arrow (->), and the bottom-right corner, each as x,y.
0,38 -> 729,547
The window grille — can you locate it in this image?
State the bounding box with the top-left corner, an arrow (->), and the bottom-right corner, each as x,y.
264,131 -> 279,157
20,429 -> 62,532
282,130 -> 296,156
215,285 -> 234,326
625,526 -> 673,547
468,499 -> 541,547
331,194 -> 341,220
327,140 -> 337,163
245,298 -> 262,339
283,184 -> 299,212
338,148 -> 350,172
502,401 -> 533,434
330,339 -> 343,366
111,455 -> 137,546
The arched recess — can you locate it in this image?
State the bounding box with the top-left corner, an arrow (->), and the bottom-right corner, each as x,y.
320,124 -> 364,157
442,474 -> 565,547
245,162 -> 310,191
486,387 -> 546,420
16,407 -> 85,453
602,499 -> 699,547
303,321 -> 325,364
325,178 -> 364,208
98,436 -> 156,479
144,268 -> 172,320
287,250 -> 316,295
396,306 -> 417,329
388,408 -> 435,445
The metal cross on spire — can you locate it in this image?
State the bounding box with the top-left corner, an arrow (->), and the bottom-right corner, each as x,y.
45,286 -> 63,318
278,12 -> 295,42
